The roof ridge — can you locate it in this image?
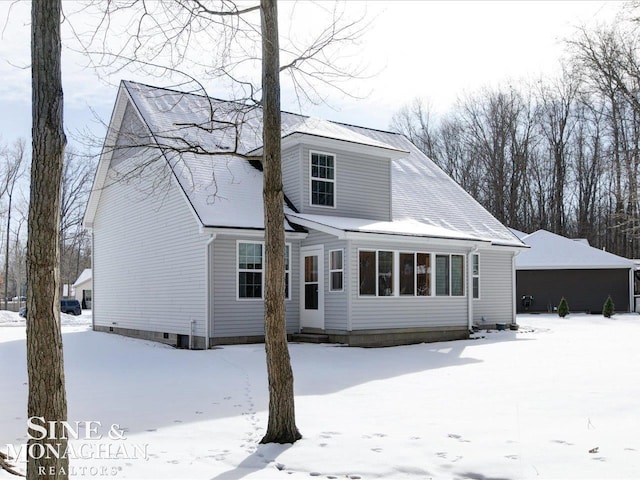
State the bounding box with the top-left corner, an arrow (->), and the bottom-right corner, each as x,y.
122,80 -> 402,138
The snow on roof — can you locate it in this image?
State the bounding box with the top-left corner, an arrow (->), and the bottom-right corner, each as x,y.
572,238 -> 590,246
117,81 -> 525,246
282,117 -> 406,154
516,230 -> 635,270
73,269 -> 92,287
509,228 -> 528,240
286,212 -> 489,242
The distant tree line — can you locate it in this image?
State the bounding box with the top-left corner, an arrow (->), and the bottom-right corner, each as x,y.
391,6 -> 640,259
0,140 -> 93,304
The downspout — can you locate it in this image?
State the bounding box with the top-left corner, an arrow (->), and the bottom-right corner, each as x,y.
512,250 -> 521,324
205,234 -> 216,349
467,245 -> 479,332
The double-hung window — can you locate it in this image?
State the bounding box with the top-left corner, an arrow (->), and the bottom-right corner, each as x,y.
238,242 -> 290,300
329,249 -> 344,292
310,152 -> 335,207
436,254 -> 464,297
238,242 -> 263,299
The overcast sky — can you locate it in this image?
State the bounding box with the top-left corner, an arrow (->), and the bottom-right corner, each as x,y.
0,0 -> 623,153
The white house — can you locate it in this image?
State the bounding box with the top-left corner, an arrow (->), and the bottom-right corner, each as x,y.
84,81 -> 526,348
515,229 -> 636,314
73,268 -> 92,309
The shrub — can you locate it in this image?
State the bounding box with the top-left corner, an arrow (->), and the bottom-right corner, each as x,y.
603,295 -> 615,318
558,297 -> 569,318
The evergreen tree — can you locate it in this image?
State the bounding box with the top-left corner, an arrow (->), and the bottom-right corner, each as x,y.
603,295 -> 615,318
558,297 -> 569,317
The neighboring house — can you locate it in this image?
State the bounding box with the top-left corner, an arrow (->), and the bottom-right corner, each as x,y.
84,81 -> 526,348
515,229 -> 636,314
73,268 -> 92,309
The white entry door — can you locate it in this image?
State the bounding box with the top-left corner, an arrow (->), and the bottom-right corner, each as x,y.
300,246 -> 324,330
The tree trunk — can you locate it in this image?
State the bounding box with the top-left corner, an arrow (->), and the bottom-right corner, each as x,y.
27,0 -> 69,478
259,0 -> 301,445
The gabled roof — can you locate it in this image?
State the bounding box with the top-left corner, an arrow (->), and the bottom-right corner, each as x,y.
516,230 -> 634,270
86,81 -> 526,247
73,268 -> 92,287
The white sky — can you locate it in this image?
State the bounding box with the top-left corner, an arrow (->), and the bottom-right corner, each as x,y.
0,0 -> 623,152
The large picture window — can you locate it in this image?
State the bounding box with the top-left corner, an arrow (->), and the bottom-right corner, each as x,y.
310,152 -> 335,207
238,242 -> 290,300
359,250 -> 465,298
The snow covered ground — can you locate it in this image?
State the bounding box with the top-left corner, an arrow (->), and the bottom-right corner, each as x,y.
1,311 -> 639,479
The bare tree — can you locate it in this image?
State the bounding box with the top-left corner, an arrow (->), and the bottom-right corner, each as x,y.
71,0 -> 365,444
259,0 -> 301,444
60,149 -> 95,294
1,139 -> 27,309
27,1 -> 69,479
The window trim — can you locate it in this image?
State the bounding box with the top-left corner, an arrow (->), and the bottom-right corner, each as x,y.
435,253 -> 465,297
358,249 -> 442,298
236,240 -> 292,301
309,150 -> 337,209
329,249 -> 344,292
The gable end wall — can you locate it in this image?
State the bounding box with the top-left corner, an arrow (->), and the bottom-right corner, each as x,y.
92,108 -> 208,337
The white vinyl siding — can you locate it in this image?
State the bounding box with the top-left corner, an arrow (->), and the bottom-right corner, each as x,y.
281,144 -> 302,210
349,240 -> 469,330
212,237 -> 300,338
473,249 -> 514,324
300,145 -> 391,220
93,124 -> 207,337
302,230 -> 349,331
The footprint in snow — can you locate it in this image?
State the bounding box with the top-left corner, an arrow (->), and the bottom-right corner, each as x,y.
371,447 -> 383,453
145,428 -> 157,432
505,454 -> 518,460
552,439 -> 574,446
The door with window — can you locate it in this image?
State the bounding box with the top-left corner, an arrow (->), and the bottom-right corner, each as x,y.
300,246 -> 324,330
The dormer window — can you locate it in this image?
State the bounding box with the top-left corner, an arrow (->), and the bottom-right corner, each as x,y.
310,151 -> 335,207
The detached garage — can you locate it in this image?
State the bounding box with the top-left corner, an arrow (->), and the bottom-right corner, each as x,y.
515,230 -> 635,314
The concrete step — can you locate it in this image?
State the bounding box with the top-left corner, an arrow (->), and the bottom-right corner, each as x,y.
290,333 -> 330,344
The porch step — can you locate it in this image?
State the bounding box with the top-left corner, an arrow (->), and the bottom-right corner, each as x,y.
290,333 -> 330,344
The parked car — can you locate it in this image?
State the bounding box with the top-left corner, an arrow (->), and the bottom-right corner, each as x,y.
61,299 -> 82,315
21,300 -> 83,317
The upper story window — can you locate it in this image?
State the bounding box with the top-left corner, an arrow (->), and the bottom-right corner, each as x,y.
310,152 -> 335,207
